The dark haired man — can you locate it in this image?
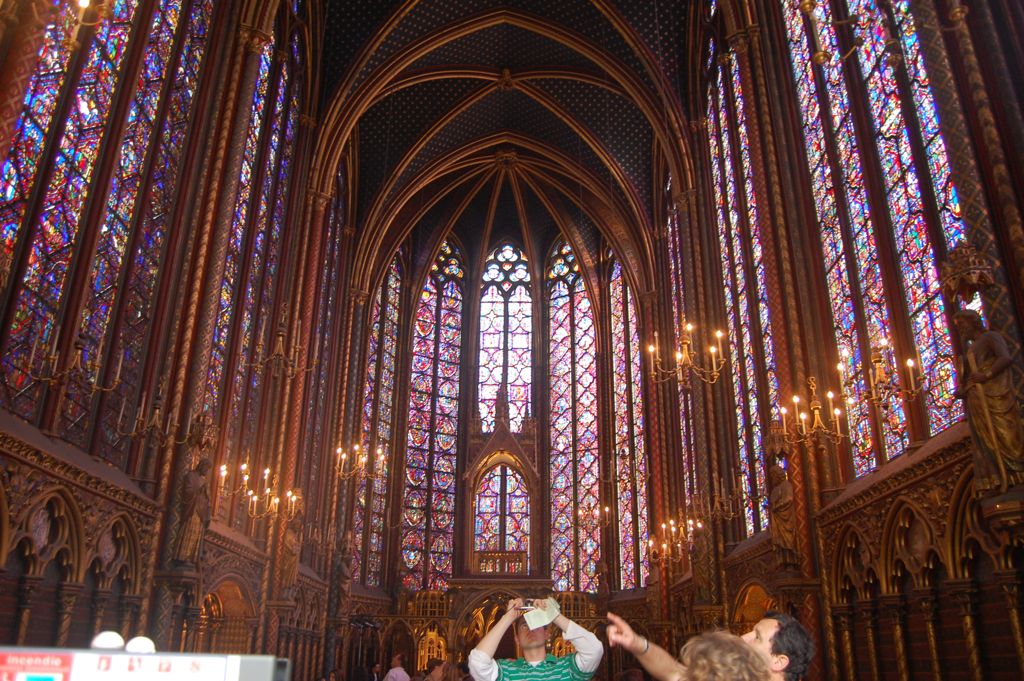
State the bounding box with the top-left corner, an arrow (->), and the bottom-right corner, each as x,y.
740,612 -> 814,681
607,610 -> 814,681
469,597 -> 603,681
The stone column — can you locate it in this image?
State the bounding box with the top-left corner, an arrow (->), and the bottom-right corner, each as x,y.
150,23 -> 271,649
90,589 -> 111,641
834,606 -> 856,681
857,601 -> 881,681
14,575 -> 40,645
55,583 -> 83,647
1000,579 -> 1024,680
880,596 -> 910,681
916,591 -> 943,681
950,582 -> 983,681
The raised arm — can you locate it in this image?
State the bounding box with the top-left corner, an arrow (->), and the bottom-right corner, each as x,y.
606,612 -> 684,681
468,598 -> 523,681
551,607 -> 603,673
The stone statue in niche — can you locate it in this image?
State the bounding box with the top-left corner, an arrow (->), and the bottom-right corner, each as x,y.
953,310 -> 1024,495
767,460 -> 800,571
337,529 -> 355,602
595,558 -> 611,601
279,515 -> 302,598
172,457 -> 212,566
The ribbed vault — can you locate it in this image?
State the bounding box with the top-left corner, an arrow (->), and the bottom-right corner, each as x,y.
312,1 -> 696,294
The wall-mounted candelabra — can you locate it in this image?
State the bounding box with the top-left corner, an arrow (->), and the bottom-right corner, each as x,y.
649,515 -> 704,565
335,443 -> 387,483
29,331 -> 122,395
647,321 -> 726,387
777,376 -> 847,446
248,321 -> 313,379
863,340 -> 926,411
66,0 -> 110,50
219,459 -> 301,519
798,0 -> 864,64
335,444 -> 368,480
577,505 -> 612,529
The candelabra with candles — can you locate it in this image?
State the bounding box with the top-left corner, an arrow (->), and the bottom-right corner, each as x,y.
864,340 -> 926,411
218,459 -> 301,519
577,505 -> 613,529
29,331 -> 123,395
688,474 -> 746,524
798,0 -> 864,64
65,0 -> 111,50
648,515 -> 704,565
335,443 -> 388,483
248,321 -> 314,379
335,444 -> 368,480
116,392 -> 171,444
647,321 -> 726,386
777,376 -> 847,446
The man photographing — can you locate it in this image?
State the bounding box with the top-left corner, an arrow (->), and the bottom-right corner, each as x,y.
468,597 -> 603,681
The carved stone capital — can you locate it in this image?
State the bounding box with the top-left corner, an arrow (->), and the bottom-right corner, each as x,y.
299,114 -> 317,129
239,25 -> 272,54
308,187 -> 332,212
833,605 -> 854,632
352,289 -> 370,306
727,30 -> 749,54
949,581 -> 978,616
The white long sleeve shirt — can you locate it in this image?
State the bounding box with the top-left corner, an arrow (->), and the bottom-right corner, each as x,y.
468,621 -> 603,681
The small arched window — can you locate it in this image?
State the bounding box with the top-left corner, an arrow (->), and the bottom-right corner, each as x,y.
474,464 -> 530,569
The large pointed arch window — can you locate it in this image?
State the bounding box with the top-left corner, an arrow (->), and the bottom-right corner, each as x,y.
706,45 -> 778,535
354,256 -> 402,586
401,242 -> 463,591
781,0 -> 964,475
547,241 -> 599,592
609,259 -> 649,588
474,464 -> 530,567
0,0 -> 217,467
478,244 -> 532,432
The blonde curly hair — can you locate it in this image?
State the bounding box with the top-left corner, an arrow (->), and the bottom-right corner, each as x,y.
678,631 -> 770,681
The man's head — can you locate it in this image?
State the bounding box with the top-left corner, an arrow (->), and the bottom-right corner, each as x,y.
390,654 -> 404,669
740,613 -> 814,681
513,615 -> 549,655
678,631 -> 769,681
372,663 -> 382,674
424,659 -> 445,681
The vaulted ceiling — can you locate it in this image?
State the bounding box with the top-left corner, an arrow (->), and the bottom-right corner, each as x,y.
313,1 -> 699,291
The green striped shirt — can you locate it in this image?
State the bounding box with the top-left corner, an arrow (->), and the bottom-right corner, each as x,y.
495,654 -> 594,681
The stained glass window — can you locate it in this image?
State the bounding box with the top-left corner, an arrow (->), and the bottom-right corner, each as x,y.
474,464 -> 530,564
354,257 -> 401,586
664,185 -> 697,508
94,0 -> 217,465
0,0 -> 218,454
63,0 -> 190,446
706,49 -> 773,535
478,243 -> 532,432
547,241 -> 599,593
0,0 -> 143,419
300,180 -> 345,567
781,0 -> 964,475
609,259 -> 649,588
402,242 -> 463,591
